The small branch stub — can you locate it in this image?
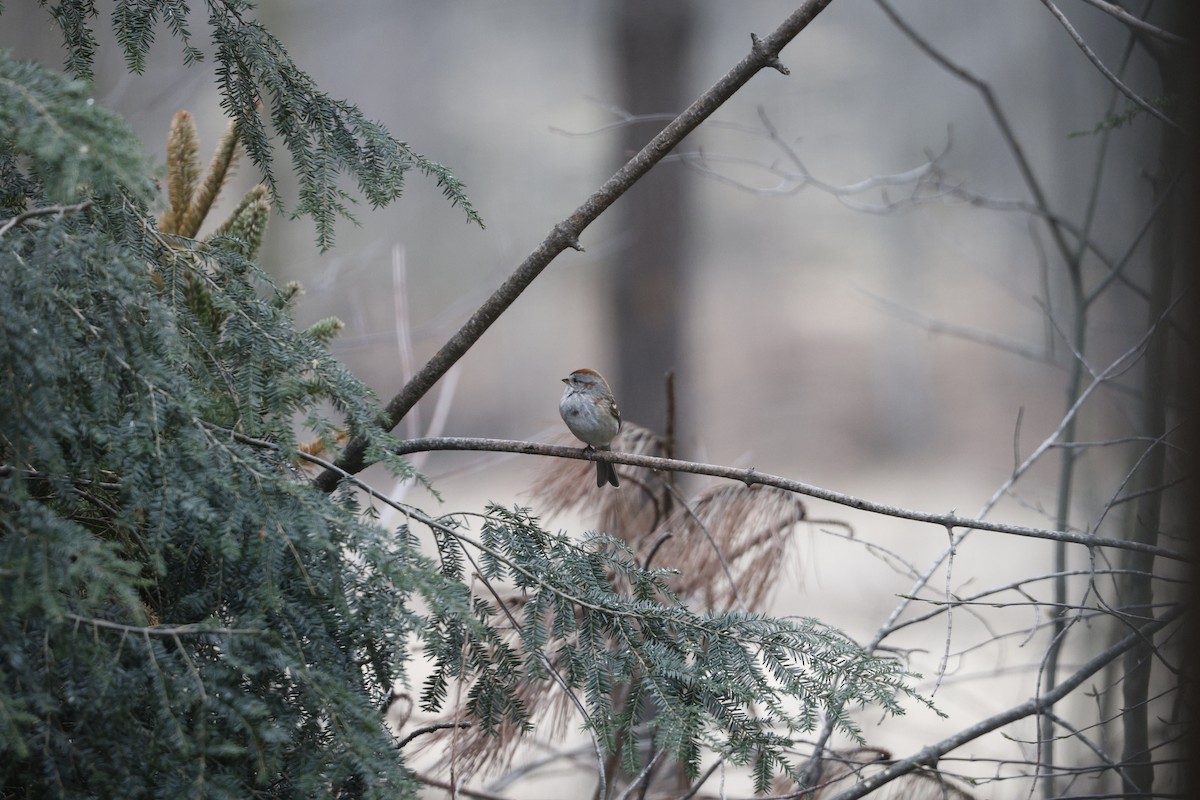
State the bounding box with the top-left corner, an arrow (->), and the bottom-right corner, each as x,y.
751,33 -> 790,75
396,721 -> 472,750
555,223 -> 584,252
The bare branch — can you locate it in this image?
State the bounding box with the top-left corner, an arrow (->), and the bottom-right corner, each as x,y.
980,291 -> 1185,520
65,614 -> 260,637
1043,710 -> 1145,793
396,721 -> 471,750
1073,0 -> 1189,46
885,567 -> 1185,635
858,289 -> 1053,365
413,772 -> 513,800
484,743 -> 598,792
371,436 -> 1187,562
674,759 -> 724,800
1039,0 -> 1181,131
673,107 -> 947,211
822,606 -> 1184,800
0,200 -> 94,237
614,747 -> 666,800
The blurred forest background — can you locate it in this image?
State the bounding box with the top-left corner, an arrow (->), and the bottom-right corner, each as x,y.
2,2 -> 1190,798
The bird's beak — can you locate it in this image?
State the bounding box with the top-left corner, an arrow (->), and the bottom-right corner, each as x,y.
561,377 -> 569,384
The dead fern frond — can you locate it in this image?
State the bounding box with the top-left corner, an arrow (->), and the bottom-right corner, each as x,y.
419,590 -> 578,778
158,109 -> 200,234
648,483 -> 807,611
209,183 -> 270,258
532,421 -> 673,543
180,118 -> 240,238
533,421 -> 812,611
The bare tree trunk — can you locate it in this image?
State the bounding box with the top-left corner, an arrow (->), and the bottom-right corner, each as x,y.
611,2 -> 695,437
1117,42 -> 1184,800
607,5 -> 696,795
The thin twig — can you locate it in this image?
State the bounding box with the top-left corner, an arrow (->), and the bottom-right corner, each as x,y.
413,772 -> 513,800
822,606 -> 1184,800
66,613 -> 260,636
884,568 -> 1183,635
1073,0 -> 1188,45
643,531 -> 674,571
485,742 -> 598,791
374,436 -> 1186,562
931,526 -> 956,696
858,289 -> 1053,365
1089,422 -> 1184,535
981,292 -> 1185,522
658,479 -> 751,612
397,721 -> 471,750
1085,172 -> 1181,307
1039,0 -> 1181,131
873,0 -> 1079,277
1043,711 -> 1145,794
615,748 -> 666,800
663,369 -> 677,463
675,760 -> 724,800
392,243 -> 419,441
798,255 -> 1185,786
0,200 -> 94,236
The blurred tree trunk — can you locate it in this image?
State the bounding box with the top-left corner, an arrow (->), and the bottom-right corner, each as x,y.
608,5 -> 696,793
611,2 -> 695,441
1115,11 -> 1194,794
1117,45 -> 1184,800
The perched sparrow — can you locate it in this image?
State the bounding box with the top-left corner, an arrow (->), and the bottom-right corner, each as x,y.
559,368 -> 621,488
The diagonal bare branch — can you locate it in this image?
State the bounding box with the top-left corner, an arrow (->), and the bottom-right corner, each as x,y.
1038,0 -> 1181,131
312,1 -> 837,491
1073,0 -> 1188,46
822,605 -> 1184,800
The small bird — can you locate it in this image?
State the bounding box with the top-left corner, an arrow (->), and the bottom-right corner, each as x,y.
559,368 -> 621,488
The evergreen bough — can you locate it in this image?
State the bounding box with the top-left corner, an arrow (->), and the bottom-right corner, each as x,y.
44,0 -> 482,249
1,6 -> 926,797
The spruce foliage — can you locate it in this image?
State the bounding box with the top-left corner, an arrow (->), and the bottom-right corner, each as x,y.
40,0 -> 482,248
2,7 -> 924,797
2,46 -> 419,798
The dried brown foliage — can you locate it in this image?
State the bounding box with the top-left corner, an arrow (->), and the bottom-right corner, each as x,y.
408,421 -> 821,779
158,110 -> 239,238
535,422 -> 677,538
534,421 -> 808,610
155,110 -> 270,260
